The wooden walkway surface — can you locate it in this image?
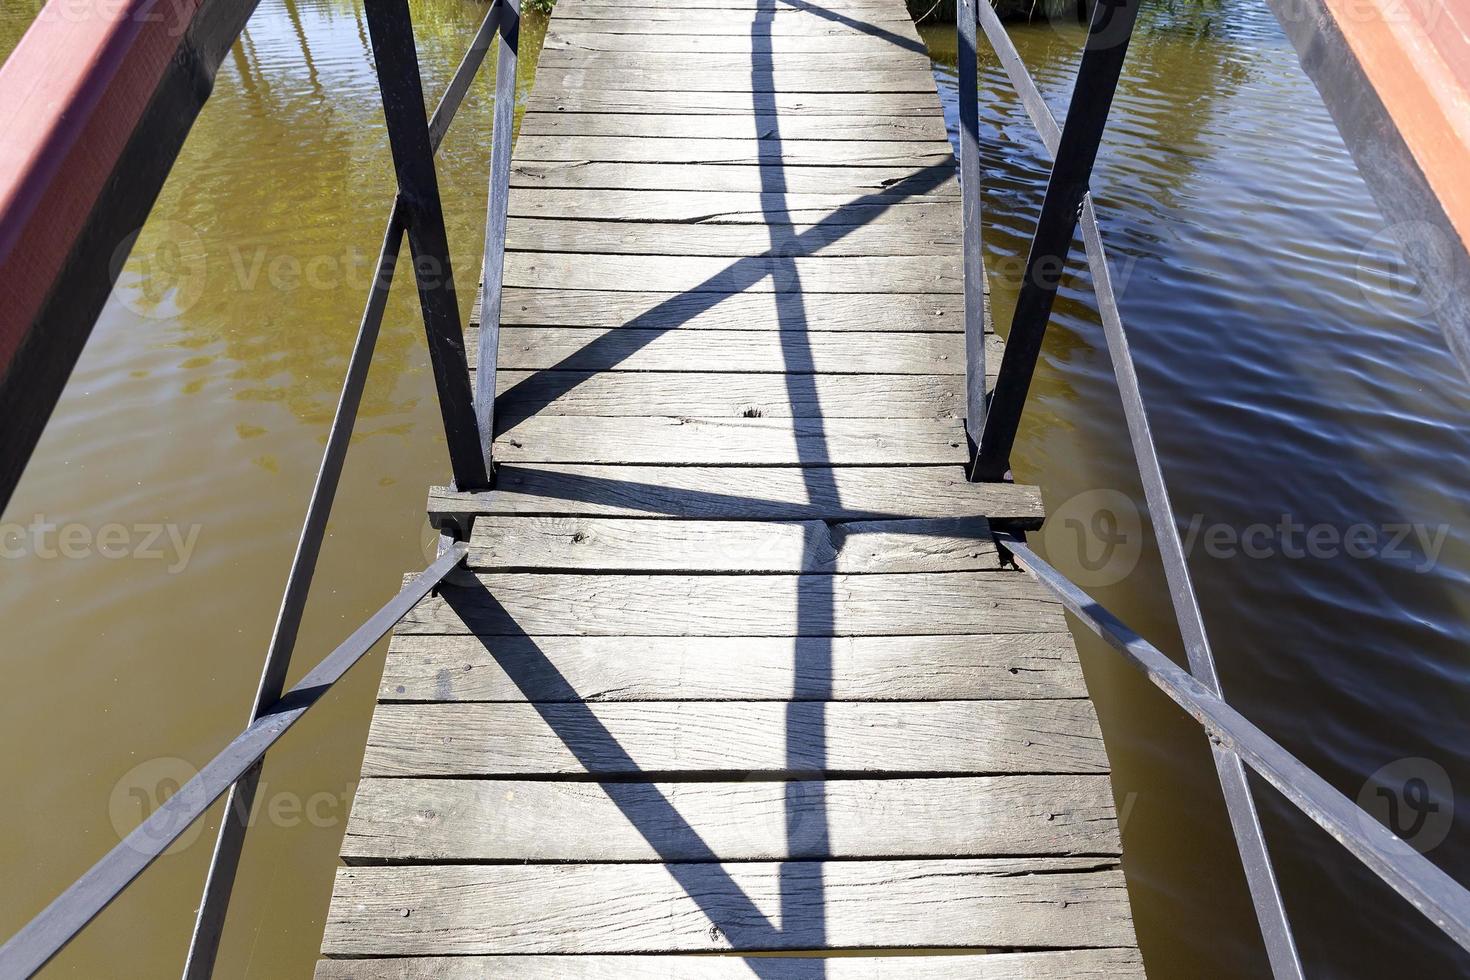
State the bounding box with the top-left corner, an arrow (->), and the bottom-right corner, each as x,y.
318,0 -> 1141,974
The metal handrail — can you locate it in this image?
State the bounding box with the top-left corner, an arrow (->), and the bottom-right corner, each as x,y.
997,534 -> 1470,953
0,544 -> 468,979
182,3 -> 514,972
956,0 -> 1470,973
0,0 -> 520,974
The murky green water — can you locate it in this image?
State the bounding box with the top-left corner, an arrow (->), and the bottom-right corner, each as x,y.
3,0 -> 1469,976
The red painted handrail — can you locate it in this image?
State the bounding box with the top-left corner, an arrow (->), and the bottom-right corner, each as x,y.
0,0 -> 200,373
0,0 -> 257,513
1321,0 -> 1470,252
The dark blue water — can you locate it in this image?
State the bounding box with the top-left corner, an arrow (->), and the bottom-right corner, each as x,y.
923,5 -> 1470,976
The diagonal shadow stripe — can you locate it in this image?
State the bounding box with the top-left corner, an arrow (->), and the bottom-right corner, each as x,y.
440,584 -> 826,978
492,161 -> 955,433
776,0 -> 930,55
484,463 -> 991,521
751,5 -> 835,973
458,7 -> 955,973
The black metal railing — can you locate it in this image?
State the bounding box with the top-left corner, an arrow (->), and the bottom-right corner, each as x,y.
955,0 -> 1470,974
0,0 -> 521,975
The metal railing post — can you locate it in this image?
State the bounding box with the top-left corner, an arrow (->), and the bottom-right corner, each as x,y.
970,6 -> 1303,972
364,0 -> 490,492
997,532 -> 1470,958
971,0 -> 1141,481
475,0 -> 520,477
957,0 -> 986,449
178,10 -> 505,974
1080,217 -> 1305,978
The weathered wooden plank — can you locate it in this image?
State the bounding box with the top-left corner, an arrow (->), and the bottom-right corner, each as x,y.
492,371 -> 967,419
468,517 -> 828,571
489,416 -> 968,465
510,161 -> 957,195
826,517 -> 1001,572
315,950 -> 1147,980
552,24 -> 919,42
522,90 -> 947,117
502,253 -> 962,294
519,111 -> 947,142
544,32 -> 930,56
540,68 -> 938,93
429,466 -> 1046,521
571,0 -> 909,8
361,699 -> 1105,776
569,0 -> 911,8
395,571 -> 1064,636
537,50 -> 936,72
479,328 -> 971,374
380,632 -> 1085,701
496,288 -> 963,330
552,16 -> 919,35
555,17 -> 918,32
508,188 -> 952,224
340,775 -> 1118,862
506,217 -> 958,256
322,859 -> 1134,954
466,517 -> 997,572
559,7 -> 920,25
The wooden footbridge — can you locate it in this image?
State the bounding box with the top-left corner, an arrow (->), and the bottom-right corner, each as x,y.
4,0 -> 1470,976
314,0 -> 1142,972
